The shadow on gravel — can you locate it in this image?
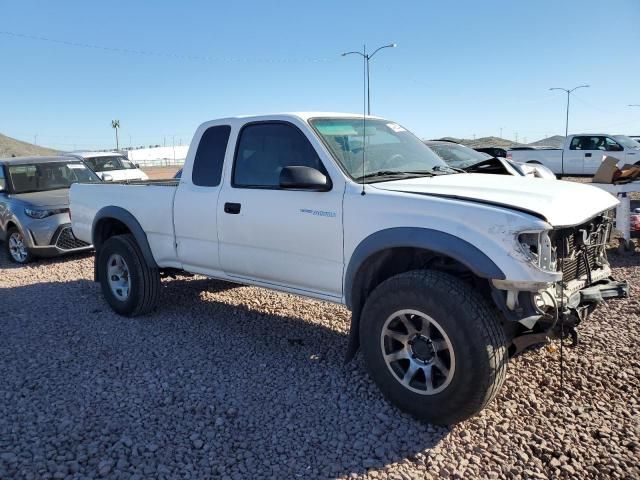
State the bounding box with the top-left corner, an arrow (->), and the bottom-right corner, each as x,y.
607,247 -> 640,268
1,277 -> 449,478
0,247 -> 93,270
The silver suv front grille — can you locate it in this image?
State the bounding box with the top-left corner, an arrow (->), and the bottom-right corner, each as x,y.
54,227 -> 90,251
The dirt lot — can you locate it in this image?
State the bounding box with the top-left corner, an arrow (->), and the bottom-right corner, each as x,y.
1,178 -> 639,479
143,166 -> 180,180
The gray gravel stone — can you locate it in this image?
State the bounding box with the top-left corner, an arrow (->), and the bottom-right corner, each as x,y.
1,201 -> 640,480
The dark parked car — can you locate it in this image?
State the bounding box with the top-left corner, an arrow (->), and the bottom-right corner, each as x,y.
474,147 -> 508,158
0,156 -> 99,263
424,141 -> 556,179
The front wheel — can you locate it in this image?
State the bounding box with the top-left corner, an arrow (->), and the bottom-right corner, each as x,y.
98,234 -> 161,316
6,227 -> 33,264
360,270 -> 508,425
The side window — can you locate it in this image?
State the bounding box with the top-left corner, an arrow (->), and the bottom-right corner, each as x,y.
233,122 -> 325,188
192,125 -> 231,187
604,137 -> 622,151
570,136 -> 586,150
0,166 -> 5,191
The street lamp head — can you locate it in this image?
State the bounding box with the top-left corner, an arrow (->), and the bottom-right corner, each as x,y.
389,43 -> 397,48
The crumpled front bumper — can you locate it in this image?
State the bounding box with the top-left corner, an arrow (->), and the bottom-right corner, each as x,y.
492,265 -> 629,329
570,278 -> 629,307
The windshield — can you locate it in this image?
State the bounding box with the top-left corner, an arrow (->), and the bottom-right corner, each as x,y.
84,155 -> 137,172
613,135 -> 640,148
310,118 -> 449,181
427,143 -> 489,168
8,161 -> 101,194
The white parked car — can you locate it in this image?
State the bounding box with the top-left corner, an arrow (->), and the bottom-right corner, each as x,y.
508,134 -> 640,175
70,113 -> 627,425
67,151 -> 149,182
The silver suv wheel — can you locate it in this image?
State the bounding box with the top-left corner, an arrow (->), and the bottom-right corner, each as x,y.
380,309 -> 456,395
8,231 -> 29,263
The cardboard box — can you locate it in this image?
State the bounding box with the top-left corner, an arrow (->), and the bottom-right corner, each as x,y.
592,156 -> 620,184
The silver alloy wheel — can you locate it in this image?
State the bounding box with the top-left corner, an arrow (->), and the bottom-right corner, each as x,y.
8,231 -> 28,263
107,253 -> 130,301
380,309 -> 456,395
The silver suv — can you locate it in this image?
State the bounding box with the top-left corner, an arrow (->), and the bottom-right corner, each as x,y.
0,156 -> 99,264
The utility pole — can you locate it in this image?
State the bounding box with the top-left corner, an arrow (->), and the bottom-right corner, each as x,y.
515,132 -> 518,143
549,85 -> 589,137
111,120 -> 120,150
34,134 -> 38,145
499,127 -> 503,138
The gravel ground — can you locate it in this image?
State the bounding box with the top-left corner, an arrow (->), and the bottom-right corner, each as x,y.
2,175 -> 640,479
1,249 -> 638,479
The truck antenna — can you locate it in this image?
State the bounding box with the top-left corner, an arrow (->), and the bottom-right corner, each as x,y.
361,43 -> 367,196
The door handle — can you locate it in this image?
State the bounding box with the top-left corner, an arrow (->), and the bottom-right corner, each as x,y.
585,153 -> 592,157
224,202 -> 241,214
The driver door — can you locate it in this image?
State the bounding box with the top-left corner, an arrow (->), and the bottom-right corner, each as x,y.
218,121 -> 344,298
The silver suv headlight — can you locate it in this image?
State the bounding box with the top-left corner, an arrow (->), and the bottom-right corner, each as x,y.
517,230 -> 557,273
24,207 -> 68,219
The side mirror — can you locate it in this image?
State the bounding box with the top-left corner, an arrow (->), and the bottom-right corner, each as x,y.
279,166 -> 330,191
610,144 -> 624,152
135,163 -> 140,168
0,179 -> 5,192
102,174 -> 114,182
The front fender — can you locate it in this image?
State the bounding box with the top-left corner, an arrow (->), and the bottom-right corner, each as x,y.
343,227 -> 505,309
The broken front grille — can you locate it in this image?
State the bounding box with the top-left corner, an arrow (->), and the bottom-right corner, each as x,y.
54,227 -> 90,251
553,210 -> 613,284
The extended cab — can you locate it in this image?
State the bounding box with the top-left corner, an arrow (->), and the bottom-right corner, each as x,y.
70,113 -> 627,424
508,134 -> 640,176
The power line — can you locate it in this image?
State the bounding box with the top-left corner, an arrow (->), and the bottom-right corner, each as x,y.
0,30 -> 334,64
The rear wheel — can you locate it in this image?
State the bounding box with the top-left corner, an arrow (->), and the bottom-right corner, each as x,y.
360,270 -> 508,425
5,227 -> 33,264
98,234 -> 160,316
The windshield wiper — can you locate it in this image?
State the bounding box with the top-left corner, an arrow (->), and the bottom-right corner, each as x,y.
430,165 -> 466,174
354,170 -> 435,183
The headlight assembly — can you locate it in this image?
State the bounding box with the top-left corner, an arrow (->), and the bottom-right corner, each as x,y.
24,207 -> 68,219
517,230 -> 556,273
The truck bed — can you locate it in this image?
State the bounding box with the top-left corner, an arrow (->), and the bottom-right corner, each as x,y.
70,181 -> 179,265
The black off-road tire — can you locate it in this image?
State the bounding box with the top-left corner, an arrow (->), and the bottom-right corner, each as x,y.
5,226 -> 34,264
98,234 -> 160,316
360,270 -> 508,425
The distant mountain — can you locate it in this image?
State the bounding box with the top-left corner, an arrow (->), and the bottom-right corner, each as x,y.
429,135 -> 567,149
0,133 -> 58,158
528,135 -> 565,148
432,136 -> 526,149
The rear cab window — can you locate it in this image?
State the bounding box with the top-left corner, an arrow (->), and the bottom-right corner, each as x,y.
192,125 -> 231,187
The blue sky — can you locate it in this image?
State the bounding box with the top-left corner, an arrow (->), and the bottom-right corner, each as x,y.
1,0 -> 639,150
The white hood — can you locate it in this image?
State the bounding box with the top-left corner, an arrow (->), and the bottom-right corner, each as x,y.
373,174 -> 618,227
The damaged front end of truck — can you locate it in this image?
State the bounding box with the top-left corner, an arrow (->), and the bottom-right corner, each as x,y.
492,209 -> 629,355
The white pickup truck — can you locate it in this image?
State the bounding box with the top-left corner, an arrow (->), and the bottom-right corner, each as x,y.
508,134 -> 640,176
70,113 -> 627,424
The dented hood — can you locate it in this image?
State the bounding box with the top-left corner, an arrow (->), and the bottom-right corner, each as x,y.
372,173 -> 618,227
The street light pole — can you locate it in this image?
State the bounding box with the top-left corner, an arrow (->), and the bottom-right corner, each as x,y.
342,43 -> 396,115
111,119 -> 120,150
549,85 -> 589,137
